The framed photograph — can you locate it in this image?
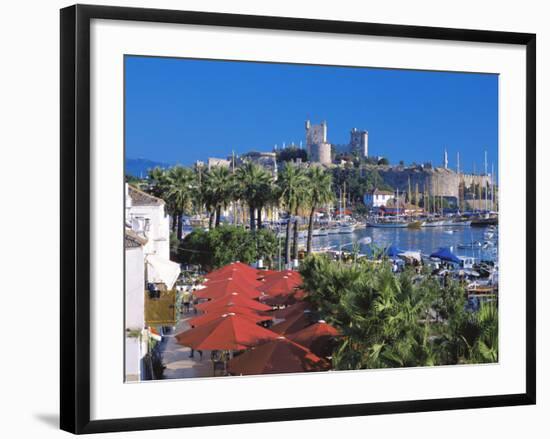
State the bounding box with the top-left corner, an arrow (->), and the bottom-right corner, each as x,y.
60,4 -> 536,434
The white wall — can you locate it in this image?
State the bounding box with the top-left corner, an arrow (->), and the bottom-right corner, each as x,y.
1,0 -> 547,437
128,204 -> 171,259
125,246 -> 145,330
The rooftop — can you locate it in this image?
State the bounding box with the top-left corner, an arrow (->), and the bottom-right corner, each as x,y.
125,228 -> 147,248
127,184 -> 165,206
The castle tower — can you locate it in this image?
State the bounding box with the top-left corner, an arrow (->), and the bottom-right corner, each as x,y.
306,119 -> 330,163
349,127 -> 369,158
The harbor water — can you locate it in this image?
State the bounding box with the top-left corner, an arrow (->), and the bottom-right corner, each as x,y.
310,225 -> 498,262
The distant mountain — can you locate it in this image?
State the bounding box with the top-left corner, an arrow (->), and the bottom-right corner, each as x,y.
126,158 -> 171,178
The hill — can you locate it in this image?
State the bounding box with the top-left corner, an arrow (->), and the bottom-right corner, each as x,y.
126,158 -> 170,178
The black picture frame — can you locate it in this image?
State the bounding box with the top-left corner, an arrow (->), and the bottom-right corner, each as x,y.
60,4 -> 536,434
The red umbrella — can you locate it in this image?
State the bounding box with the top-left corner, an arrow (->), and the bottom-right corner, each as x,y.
256,269 -> 276,279
188,309 -> 273,328
195,277 -> 262,300
272,301 -> 311,319
293,288 -> 308,300
195,293 -> 272,313
205,262 -> 257,279
287,321 -> 340,358
257,275 -> 301,298
227,336 -> 330,375
262,270 -> 302,283
271,311 -> 313,335
175,314 -> 278,350
205,268 -> 262,286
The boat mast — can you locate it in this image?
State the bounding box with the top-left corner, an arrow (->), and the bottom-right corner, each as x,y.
396,187 -> 399,218
484,150 -> 488,212
343,181 -> 346,214
473,162 -> 477,212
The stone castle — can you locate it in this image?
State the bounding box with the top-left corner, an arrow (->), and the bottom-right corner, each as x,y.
303,119 -> 493,205
305,120 -> 368,165
375,166 -> 491,200
205,118 -> 494,207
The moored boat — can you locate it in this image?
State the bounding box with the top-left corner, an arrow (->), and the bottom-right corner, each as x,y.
407,220 -> 424,229
339,224 -> 354,234
422,219 -> 446,227
367,220 -> 410,228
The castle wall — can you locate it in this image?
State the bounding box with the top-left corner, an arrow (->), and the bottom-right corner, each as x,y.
376,167 -> 491,200
311,142 -> 332,165
461,173 -> 491,189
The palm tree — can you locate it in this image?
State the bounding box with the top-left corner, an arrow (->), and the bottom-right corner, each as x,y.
305,166 -> 333,254
278,163 -> 307,266
204,166 -> 236,228
236,162 -> 273,231
146,167 -> 176,229
146,167 -> 168,196
165,166 -> 196,240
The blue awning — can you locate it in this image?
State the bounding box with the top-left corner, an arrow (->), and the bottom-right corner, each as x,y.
430,247 -> 461,264
385,244 -> 405,258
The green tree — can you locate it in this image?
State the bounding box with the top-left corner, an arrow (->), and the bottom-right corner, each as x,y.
276,146 -> 308,163
278,163 -> 307,266
299,254 -> 497,370
236,162 -> 273,231
204,166 -> 236,228
178,225 -> 277,270
305,166 -> 334,254
145,167 -> 177,230
146,167 -> 169,198
165,166 -> 196,240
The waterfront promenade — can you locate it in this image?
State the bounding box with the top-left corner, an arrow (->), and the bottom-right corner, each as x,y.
158,311 -> 214,379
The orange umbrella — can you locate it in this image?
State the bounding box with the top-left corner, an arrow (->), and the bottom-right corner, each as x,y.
195,293 -> 272,313
196,277 -> 262,300
271,311 -> 313,335
188,309 -> 273,328
227,336 -> 330,375
287,321 -> 340,358
175,314 -> 278,351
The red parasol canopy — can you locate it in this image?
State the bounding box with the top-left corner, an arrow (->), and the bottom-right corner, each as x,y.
256,275 -> 301,298
287,321 -> 340,358
188,308 -> 273,328
271,311 -> 313,335
293,288 -> 308,300
256,269 -> 276,279
272,301 -> 311,319
205,262 -> 258,279
175,314 -> 278,351
195,293 -> 272,313
195,277 -> 262,300
205,268 -> 262,286
261,269 -> 302,282
227,336 -> 330,375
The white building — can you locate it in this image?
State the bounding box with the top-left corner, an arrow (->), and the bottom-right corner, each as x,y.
126,184 -> 170,259
124,229 -> 148,382
364,188 -> 395,208
126,184 -> 180,289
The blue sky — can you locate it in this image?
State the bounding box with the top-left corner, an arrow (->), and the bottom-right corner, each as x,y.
125,56 -> 498,174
